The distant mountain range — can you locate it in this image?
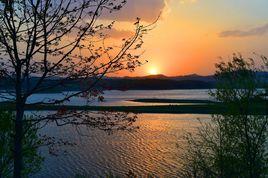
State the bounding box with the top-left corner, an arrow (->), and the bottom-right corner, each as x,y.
99,74 -> 215,90
121,73 -> 215,82
0,73 -> 267,91
99,72 -> 267,90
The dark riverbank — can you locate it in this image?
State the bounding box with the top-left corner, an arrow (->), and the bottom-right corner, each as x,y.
130,99 -> 216,103
0,101 -> 266,115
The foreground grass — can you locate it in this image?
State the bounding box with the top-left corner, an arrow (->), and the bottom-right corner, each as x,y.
0,101 -> 266,115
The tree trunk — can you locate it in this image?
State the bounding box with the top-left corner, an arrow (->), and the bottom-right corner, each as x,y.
13,63 -> 24,178
13,104 -> 24,178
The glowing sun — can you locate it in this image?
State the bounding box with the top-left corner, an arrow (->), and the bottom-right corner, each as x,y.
148,67 -> 158,75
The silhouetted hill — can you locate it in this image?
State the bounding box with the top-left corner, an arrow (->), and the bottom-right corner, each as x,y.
170,74 -> 215,82
120,73 -> 215,82
123,74 -> 169,79
121,72 -> 268,83
0,72 -> 267,91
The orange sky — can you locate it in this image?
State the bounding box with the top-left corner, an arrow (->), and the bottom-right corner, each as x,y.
106,0 -> 268,76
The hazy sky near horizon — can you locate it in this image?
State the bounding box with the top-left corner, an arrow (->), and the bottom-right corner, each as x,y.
108,0 -> 268,76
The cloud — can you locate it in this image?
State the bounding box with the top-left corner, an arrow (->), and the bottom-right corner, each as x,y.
102,0 -> 166,22
219,23 -> 268,38
105,29 -> 134,39
179,0 -> 197,4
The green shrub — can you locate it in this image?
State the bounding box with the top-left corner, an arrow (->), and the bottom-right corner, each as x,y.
0,111 -> 43,177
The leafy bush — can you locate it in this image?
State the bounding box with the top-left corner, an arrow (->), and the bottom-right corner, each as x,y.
179,54 -> 268,178
0,111 -> 43,177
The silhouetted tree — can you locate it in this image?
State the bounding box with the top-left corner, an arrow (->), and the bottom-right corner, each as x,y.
0,0 -> 155,177
179,54 -> 268,178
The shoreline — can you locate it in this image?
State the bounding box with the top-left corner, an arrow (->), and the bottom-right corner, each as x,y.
130,98 -> 215,104
0,102 -> 266,115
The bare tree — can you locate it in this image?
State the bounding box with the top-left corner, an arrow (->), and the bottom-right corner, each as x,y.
0,0 -> 155,177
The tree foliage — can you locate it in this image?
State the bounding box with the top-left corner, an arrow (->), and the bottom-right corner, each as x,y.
0,111 -> 43,177
179,54 -> 268,178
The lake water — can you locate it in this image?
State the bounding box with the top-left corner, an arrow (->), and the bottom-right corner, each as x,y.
33,114 -> 210,178
23,90 -> 211,177
25,89 -> 212,106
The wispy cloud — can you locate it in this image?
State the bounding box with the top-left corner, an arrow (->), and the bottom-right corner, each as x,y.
102,0 -> 166,22
179,0 -> 197,4
219,23 -> 268,38
105,29 -> 133,39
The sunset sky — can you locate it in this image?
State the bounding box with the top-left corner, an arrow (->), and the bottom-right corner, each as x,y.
107,0 -> 268,76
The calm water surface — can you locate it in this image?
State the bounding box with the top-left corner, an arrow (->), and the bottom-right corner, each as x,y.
32,113 -> 211,178
22,90 -> 212,177
25,89 -> 212,106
